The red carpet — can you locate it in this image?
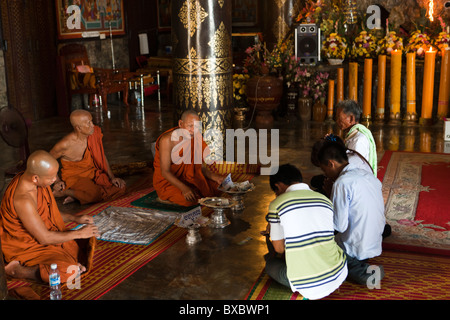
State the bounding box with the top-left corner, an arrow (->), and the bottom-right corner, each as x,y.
246,250 -> 450,300
378,151 -> 450,255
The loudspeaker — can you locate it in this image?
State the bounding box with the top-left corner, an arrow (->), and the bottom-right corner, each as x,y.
295,24 -> 321,65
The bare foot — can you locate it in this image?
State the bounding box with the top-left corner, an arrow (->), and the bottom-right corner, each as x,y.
63,196 -> 75,205
157,197 -> 175,205
5,261 -> 40,281
78,263 -> 87,274
53,189 -> 65,198
5,260 -> 21,277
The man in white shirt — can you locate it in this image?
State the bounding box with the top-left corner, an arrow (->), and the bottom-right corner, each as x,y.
317,142 -> 385,285
263,164 -> 347,300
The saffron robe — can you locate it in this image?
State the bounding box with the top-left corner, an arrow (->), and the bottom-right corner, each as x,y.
0,173 -> 95,283
153,127 -> 220,207
60,126 -> 125,205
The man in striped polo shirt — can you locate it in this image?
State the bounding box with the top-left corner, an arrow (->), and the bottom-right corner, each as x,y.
264,164 -> 348,300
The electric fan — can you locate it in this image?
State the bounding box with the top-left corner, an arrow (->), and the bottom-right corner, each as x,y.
0,105 -> 30,176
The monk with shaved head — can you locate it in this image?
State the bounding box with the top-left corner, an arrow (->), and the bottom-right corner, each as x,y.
153,109 -> 225,206
0,150 -> 98,284
50,109 -> 126,205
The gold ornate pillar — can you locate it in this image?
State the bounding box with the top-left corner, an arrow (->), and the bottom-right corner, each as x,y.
264,0 -> 302,50
172,0 -> 233,160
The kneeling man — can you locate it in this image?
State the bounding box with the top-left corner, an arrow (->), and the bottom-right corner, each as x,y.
264,164 -> 348,300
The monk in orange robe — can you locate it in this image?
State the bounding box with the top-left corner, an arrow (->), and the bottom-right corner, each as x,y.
50,110 -> 126,205
153,110 -> 225,206
1,150 -> 97,284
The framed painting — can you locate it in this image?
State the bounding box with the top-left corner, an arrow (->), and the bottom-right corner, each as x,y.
157,0 -> 172,31
232,0 -> 258,27
56,0 -> 126,40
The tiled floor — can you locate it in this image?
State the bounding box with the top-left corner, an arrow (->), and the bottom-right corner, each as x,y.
1,96 -> 448,300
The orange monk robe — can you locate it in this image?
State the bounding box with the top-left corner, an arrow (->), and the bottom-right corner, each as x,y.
153,127 -> 221,207
60,125 -> 125,205
0,173 -> 95,284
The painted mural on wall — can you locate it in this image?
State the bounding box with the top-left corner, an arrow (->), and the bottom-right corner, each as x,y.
56,0 -> 125,39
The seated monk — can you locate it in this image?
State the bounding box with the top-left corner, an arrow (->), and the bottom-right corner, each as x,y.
50,109 -> 126,205
0,150 -> 98,284
153,110 -> 225,206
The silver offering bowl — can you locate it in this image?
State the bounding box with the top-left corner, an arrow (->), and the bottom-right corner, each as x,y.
218,183 -> 255,214
198,197 -> 236,229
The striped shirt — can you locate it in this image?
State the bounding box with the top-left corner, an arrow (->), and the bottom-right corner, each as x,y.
268,183 -> 348,300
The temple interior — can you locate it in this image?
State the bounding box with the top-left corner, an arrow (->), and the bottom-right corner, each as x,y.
0,0 -> 450,303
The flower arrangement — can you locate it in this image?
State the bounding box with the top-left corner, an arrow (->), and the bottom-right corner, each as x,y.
295,0 -> 324,24
377,31 -> 404,55
266,38 -> 294,74
283,55 -> 303,88
233,73 -> 250,107
310,71 -> 330,101
243,43 -> 268,76
296,68 -> 329,100
433,17 -> 450,54
434,31 -> 450,53
405,30 -> 432,57
322,32 -> 348,60
350,30 -> 377,59
297,68 -> 314,98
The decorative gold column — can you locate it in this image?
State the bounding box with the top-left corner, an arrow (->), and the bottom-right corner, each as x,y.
172,0 -> 233,161
264,0 -> 302,50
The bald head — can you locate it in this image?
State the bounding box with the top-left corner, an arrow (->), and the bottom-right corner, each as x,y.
69,109 -> 95,136
70,109 -> 91,127
26,150 -> 59,176
179,109 -> 200,136
180,109 -> 199,121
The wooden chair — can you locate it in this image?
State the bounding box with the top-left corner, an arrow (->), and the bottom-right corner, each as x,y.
137,56 -> 173,100
57,43 -> 129,113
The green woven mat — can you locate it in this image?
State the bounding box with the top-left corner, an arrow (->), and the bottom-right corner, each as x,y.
131,191 -> 198,212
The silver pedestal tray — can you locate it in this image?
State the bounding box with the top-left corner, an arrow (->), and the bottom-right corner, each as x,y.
218,183 -> 255,213
198,197 -> 236,229
186,223 -> 202,245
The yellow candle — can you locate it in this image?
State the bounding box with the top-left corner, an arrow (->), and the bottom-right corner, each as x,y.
438,48 -> 450,119
337,68 -> 344,103
377,55 -> 386,117
363,58 -> 373,117
421,47 -> 436,119
406,52 -> 416,114
390,49 -> 402,116
327,79 -> 335,118
349,62 -> 358,101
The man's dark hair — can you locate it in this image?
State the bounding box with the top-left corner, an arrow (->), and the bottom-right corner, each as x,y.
311,134 -> 346,167
317,141 -> 349,166
336,100 -> 362,122
269,164 -> 303,192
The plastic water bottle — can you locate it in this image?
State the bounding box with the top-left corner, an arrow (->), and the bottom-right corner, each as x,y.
49,263 -> 62,300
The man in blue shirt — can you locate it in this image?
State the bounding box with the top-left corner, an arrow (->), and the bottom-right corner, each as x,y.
317,141 -> 385,285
